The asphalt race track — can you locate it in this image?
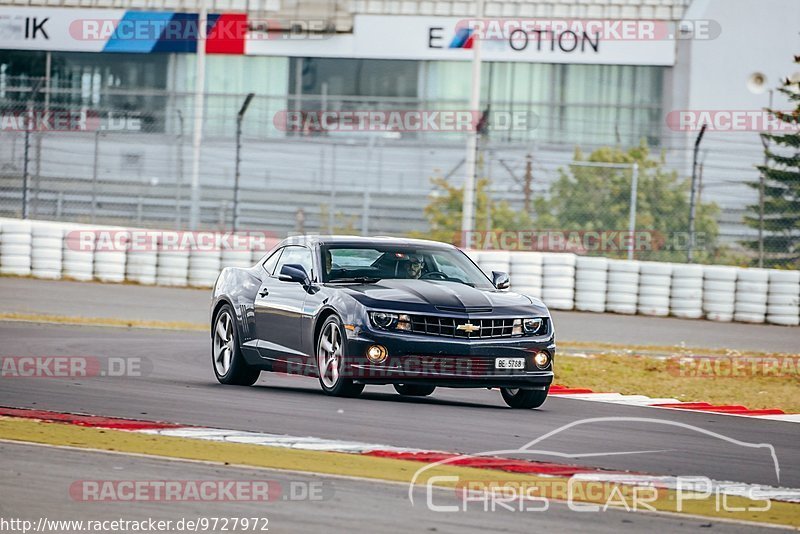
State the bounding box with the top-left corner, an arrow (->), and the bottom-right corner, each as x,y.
0,321 -> 797,489
0,441 -> 768,533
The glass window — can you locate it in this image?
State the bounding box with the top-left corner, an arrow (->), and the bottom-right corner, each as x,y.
321,245 -> 493,288
262,248 -> 283,276
275,246 -> 313,278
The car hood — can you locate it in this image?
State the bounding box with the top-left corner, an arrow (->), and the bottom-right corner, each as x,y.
337,279 -> 548,316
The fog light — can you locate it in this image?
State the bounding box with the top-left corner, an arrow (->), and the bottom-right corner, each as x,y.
533,351 -> 550,369
367,345 -> 388,363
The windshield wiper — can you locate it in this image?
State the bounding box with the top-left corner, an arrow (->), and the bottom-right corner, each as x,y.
328,276 -> 382,284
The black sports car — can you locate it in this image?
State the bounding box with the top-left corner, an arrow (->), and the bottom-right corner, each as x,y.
211,236 -> 555,408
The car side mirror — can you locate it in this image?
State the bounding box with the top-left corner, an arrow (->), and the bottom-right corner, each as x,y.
279,264 -> 310,286
492,271 -> 510,290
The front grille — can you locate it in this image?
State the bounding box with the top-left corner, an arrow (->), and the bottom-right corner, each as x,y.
407,315 -> 525,339
401,355 -> 527,376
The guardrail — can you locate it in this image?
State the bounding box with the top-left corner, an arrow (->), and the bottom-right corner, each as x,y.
2,217 -> 798,326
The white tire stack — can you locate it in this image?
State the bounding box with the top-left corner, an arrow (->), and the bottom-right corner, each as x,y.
670,264 -> 704,319
126,244 -> 158,285
541,253 -> 576,310
62,225 -> 95,281
189,237 -> 222,288
220,247 -> 253,270
766,270 -> 800,326
93,227 -> 128,283
30,221 -> 64,279
574,256 -> 608,313
509,251 -> 543,299
702,266 -> 737,322
0,219 -> 32,276
477,250 -> 511,280
638,262 -> 672,316
156,232 -> 189,287
734,268 -> 769,323
606,259 -> 639,314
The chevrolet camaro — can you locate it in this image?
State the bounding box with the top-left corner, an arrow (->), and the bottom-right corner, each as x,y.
210,236 -> 555,408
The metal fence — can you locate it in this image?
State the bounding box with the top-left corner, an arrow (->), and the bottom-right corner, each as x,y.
1,79 -> 795,267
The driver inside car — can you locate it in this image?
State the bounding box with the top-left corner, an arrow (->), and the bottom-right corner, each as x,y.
404,255 -> 424,279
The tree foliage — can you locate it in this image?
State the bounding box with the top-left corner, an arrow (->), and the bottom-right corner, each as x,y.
532,143 -> 728,263
744,56 -> 800,268
412,176 -> 532,246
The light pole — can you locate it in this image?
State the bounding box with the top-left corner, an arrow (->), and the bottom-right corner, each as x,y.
22,78 -> 43,219
188,0 -> 207,229
687,124 -> 707,263
758,89 -> 774,268
460,0 -> 483,241
233,93 -> 255,232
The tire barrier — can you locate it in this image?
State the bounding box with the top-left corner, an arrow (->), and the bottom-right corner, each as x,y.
94,227 -> 128,283
541,253 -> 576,310
509,251 -> 543,299
30,221 -> 64,280
477,250 -> 511,281
766,270 -> 800,326
0,219 -> 33,276
189,246 -> 222,288
220,248 -> 253,270
670,264 -> 704,319
1,217 -> 799,326
61,224 -> 95,281
574,256 -> 607,313
734,268 -> 769,323
638,261 -> 672,317
156,232 -> 190,287
702,266 -> 737,322
606,259 -> 639,315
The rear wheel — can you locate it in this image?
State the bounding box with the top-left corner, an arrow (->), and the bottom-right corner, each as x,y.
212,304 -> 260,386
500,387 -> 548,409
394,384 -> 436,397
317,315 -> 364,398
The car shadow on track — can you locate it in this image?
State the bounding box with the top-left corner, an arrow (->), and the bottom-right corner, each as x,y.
198,377 -> 524,410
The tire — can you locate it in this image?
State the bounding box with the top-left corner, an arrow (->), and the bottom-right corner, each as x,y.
501,387 -> 549,409
212,304 -> 260,386
394,384 -> 436,397
316,315 -> 364,397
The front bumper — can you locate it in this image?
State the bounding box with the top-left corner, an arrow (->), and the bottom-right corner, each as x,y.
344,325 -> 555,389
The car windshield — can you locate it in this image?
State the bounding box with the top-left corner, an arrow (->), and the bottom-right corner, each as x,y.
320,245 -> 494,288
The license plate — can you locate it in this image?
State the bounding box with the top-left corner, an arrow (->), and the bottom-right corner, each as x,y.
495,358 -> 525,370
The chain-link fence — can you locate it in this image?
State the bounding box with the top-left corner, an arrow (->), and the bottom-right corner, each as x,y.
1,77 -> 795,266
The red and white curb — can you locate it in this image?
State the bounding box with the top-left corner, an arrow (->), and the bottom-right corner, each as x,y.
2,406 -> 799,504
549,385 -> 800,422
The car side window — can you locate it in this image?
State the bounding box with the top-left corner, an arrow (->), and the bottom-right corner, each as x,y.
275,246 -> 313,279
262,248 -> 283,276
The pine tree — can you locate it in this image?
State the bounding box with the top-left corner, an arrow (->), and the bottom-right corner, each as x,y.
745,55 -> 800,268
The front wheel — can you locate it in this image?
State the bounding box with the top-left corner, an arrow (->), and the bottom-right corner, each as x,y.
317,315 -> 364,398
394,384 -> 436,397
500,387 -> 548,409
212,304 -> 260,386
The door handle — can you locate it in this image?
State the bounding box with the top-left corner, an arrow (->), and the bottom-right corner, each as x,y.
259,288 -> 269,298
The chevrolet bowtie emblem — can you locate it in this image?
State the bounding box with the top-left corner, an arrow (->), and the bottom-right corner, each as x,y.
457,323 -> 480,333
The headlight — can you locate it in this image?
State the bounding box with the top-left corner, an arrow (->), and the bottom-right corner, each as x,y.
523,318 -> 544,335
371,312 -> 398,329
370,312 -> 411,331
